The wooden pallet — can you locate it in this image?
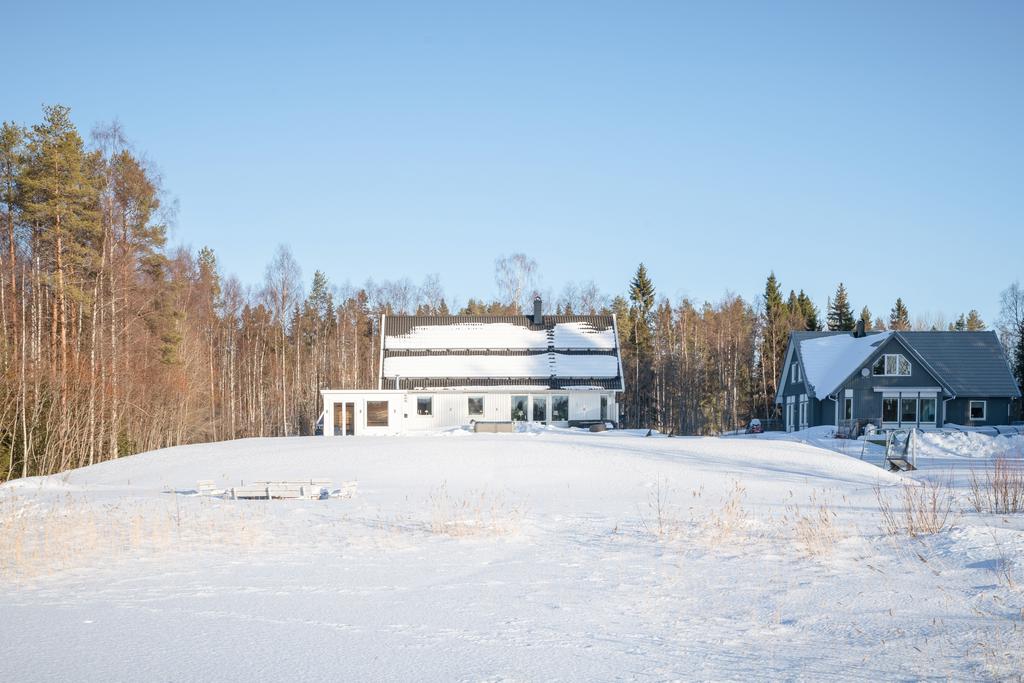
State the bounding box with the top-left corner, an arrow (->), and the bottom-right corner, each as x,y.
230,480 -> 331,500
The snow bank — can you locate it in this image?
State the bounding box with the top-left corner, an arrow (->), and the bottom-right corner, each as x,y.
916,429 -> 1024,459
2,431 -> 1021,681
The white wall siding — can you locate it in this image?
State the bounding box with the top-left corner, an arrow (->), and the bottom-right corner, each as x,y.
322,390 -> 619,435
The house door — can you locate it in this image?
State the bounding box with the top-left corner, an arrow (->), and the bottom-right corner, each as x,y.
345,402 -> 355,435
334,402 -> 355,435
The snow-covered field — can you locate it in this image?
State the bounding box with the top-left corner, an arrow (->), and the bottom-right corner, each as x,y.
2,428 -> 1022,681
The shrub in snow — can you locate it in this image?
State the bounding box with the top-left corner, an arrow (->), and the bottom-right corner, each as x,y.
968,457 -> 1024,514
875,475 -> 957,537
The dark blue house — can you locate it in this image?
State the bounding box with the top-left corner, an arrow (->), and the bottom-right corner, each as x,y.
776,325 -> 1021,432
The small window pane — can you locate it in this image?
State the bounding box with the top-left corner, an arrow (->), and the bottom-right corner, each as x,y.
551,395 -> 569,421
920,398 -> 936,423
872,357 -> 885,375
511,395 -> 528,421
366,401 -> 389,427
969,401 -> 986,420
532,396 -> 547,422
901,398 -> 917,423
897,355 -> 911,376
882,398 -> 899,422
417,396 -> 432,416
468,396 -> 484,416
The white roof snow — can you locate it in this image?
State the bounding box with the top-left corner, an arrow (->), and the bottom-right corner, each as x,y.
551,322 -> 616,349
385,322 -> 616,351
799,332 -> 891,396
385,323 -> 547,350
382,353 -> 619,379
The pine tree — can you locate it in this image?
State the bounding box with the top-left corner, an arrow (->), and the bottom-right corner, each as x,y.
786,290 -> 799,318
966,310 -> 985,330
797,290 -> 820,331
827,283 -> 855,331
859,306 -> 873,331
950,314 -> 967,332
627,264 -> 655,427
764,272 -> 784,317
889,298 -> 910,331
19,104 -> 103,377
1014,322 -> 1024,398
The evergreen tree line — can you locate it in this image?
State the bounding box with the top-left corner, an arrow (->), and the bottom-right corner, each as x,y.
1,106 -> 1019,480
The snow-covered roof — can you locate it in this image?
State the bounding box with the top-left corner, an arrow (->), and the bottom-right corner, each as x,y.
382,353 -> 619,380
385,322 -> 548,350
384,320 -> 616,350
551,322 -> 617,349
799,332 -> 891,396
380,314 -> 623,391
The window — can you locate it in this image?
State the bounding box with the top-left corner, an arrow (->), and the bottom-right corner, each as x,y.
532,396 -> 548,422
467,396 -> 484,417
920,398 -> 936,423
551,395 -> 569,421
901,398 -> 917,423
969,400 -> 986,421
511,395 -> 528,421
416,396 -> 432,416
882,398 -> 899,423
600,395 -> 609,420
843,397 -> 853,421
873,354 -> 911,377
798,400 -> 807,427
366,401 -> 389,427
792,363 -> 801,384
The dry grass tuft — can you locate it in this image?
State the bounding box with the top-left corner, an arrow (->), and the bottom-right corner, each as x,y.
784,490 -> 841,557
875,474 -> 957,537
701,480 -> 749,547
428,482 -> 523,537
0,493 -> 268,581
968,456 -> 1024,514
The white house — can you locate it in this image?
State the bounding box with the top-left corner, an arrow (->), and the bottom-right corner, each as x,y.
320,299 -> 624,435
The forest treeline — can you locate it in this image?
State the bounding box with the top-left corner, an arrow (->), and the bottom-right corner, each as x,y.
2,106 -> 1023,480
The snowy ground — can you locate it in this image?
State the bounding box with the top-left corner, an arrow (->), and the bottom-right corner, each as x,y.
2,428 -> 1022,681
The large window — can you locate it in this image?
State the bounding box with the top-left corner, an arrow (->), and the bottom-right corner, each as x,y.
468,396 -> 484,417
969,400 -> 987,421
920,398 -> 936,423
532,396 -> 548,422
872,354 -> 911,377
511,395 -> 528,421
882,397 -> 899,423
417,396 -> 432,416
366,401 -> 389,427
900,398 -> 918,423
551,395 -> 569,421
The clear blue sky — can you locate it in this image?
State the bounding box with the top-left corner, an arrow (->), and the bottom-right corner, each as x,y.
7,1 -> 1023,323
